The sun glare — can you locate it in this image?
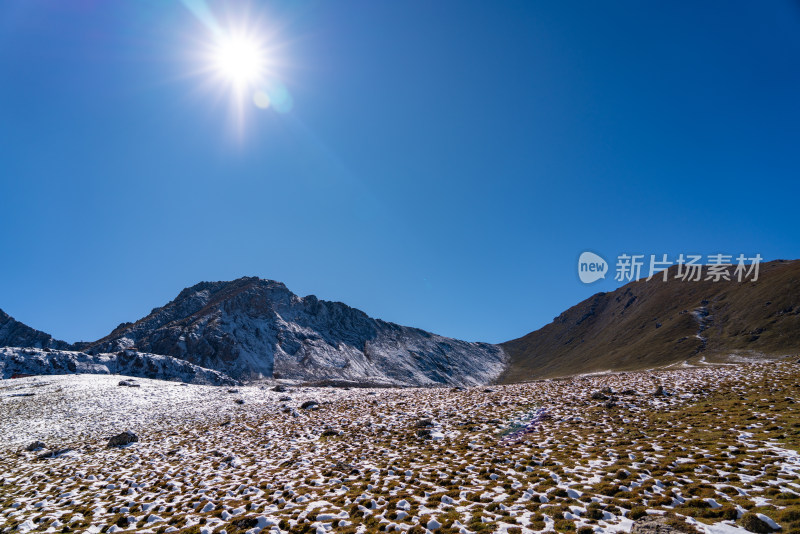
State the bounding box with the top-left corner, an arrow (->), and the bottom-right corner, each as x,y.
186,3 -> 294,124
211,34 -> 266,88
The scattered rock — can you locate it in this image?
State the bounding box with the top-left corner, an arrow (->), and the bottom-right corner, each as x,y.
25,441 -> 46,452
603,400 -> 617,409
118,380 -> 140,388
414,418 -> 434,428
321,428 -> 338,437
654,385 -> 665,396
227,388 -> 240,394
231,516 -> 259,531
234,399 -> 245,405
416,428 -> 433,439
272,385 -> 288,392
107,431 -> 138,447
483,388 -> 495,393
300,400 -> 319,410
333,461 -> 357,474
631,516 -> 693,534
282,406 -> 300,417
37,448 -> 73,459
279,396 -> 292,401
591,390 -> 608,400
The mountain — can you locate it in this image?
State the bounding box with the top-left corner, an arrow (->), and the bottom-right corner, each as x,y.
0,347 -> 237,385
498,259 -> 800,382
0,309 -> 71,350
5,262 -> 798,387
84,277 -> 507,386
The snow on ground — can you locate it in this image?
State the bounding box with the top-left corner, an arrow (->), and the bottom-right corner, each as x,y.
2,362 -> 800,534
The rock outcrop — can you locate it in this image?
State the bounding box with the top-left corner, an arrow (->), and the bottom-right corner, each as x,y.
0,309 -> 70,351
0,347 -> 237,385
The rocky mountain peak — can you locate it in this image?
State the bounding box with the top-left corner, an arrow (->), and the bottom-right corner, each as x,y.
85,278 -> 507,385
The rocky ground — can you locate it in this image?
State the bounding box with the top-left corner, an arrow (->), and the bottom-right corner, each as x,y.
2,361 -> 800,534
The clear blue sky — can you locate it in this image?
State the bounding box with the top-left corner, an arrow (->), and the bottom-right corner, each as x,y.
1,1 -> 798,344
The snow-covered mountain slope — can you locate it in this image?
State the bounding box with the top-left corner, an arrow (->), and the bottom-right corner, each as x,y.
0,347 -> 238,385
0,309 -> 70,350
86,277 -> 508,386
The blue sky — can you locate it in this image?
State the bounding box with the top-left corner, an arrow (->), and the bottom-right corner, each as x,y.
1,1 -> 798,344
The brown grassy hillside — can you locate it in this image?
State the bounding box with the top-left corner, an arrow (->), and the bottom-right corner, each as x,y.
498,259 -> 800,382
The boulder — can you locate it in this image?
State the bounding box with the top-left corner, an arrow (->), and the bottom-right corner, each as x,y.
108,431 -> 138,447
416,428 -> 433,439
300,400 -> 319,410
25,441 -> 46,452
37,448 -> 73,459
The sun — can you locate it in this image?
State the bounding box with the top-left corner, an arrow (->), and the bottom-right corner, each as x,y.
187,9 -> 294,124
211,33 -> 266,88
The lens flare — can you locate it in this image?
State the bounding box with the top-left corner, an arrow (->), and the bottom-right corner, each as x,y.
252,90 -> 271,109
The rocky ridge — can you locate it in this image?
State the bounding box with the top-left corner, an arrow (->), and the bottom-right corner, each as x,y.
0,347 -> 237,386
84,277 -> 507,386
